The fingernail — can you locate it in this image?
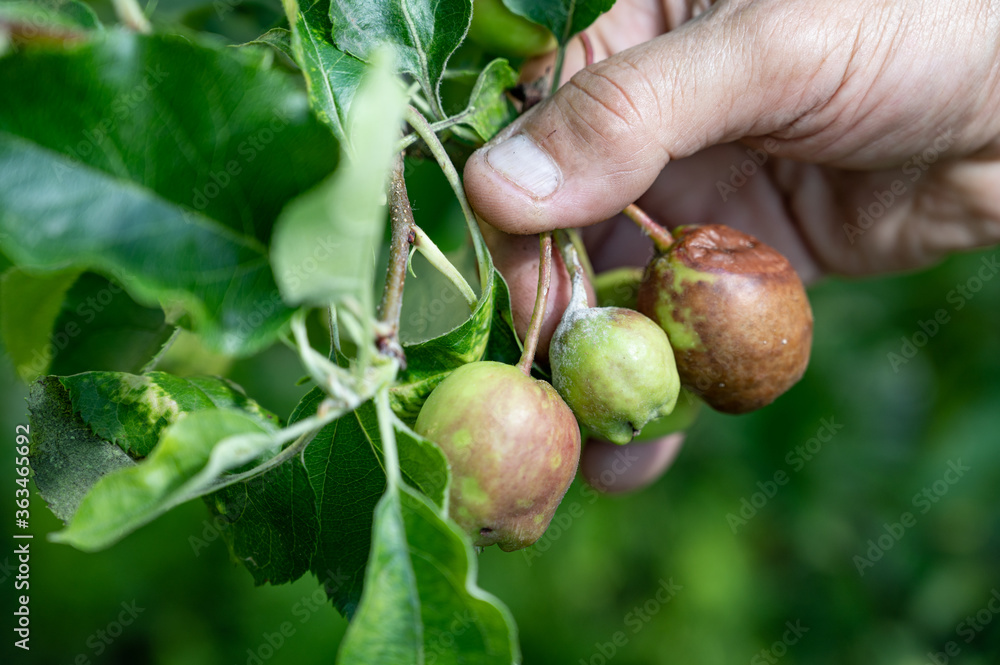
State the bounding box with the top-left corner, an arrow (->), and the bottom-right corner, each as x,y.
485,134 -> 561,199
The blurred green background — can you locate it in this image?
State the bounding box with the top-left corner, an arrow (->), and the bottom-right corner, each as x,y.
4,2 -> 1000,664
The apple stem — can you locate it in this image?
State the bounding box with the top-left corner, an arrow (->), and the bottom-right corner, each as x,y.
376,155 -> 414,368
554,230 -> 589,315
580,31 -> 594,67
517,232 -> 553,376
623,203 -> 674,252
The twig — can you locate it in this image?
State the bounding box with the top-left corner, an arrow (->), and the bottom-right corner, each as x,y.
397,111 -> 473,152
376,155 -> 414,368
517,232 -> 553,375
622,203 -> 674,252
140,327 -> 180,373
566,229 -> 595,285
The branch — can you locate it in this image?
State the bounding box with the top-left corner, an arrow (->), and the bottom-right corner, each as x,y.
376,155 -> 414,368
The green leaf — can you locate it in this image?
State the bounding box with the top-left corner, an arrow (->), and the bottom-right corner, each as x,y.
51,409 -> 273,551
0,266 -> 81,381
241,28 -> 295,61
47,272 -> 174,378
337,486 -> 519,665
207,388 -> 448,611
284,0 -> 368,145
272,48 -> 405,308
457,58 -> 518,143
483,270 -> 521,366
327,0 -> 471,117
0,31 -> 340,355
503,0 -> 615,45
203,443 -> 319,586
28,371 -> 280,531
303,394 -> 449,615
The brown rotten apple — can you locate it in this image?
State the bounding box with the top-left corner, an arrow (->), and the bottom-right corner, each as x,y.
636,225 -> 813,414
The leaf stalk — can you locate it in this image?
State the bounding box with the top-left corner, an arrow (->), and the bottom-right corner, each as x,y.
403,106 -> 490,293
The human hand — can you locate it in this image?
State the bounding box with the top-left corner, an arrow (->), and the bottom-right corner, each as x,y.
464,0 -> 1000,493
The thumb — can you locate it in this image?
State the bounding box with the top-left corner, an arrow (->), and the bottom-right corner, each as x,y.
464,2 -> 839,234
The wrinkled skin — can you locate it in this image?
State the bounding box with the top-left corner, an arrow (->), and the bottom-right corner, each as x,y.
468,0 -> 1000,493
638,225 -> 813,413
414,361 -> 581,551
550,306 -> 680,443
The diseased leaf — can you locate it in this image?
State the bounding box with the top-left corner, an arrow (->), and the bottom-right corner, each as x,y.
28,371 -> 280,533
51,409 -> 273,551
327,0 -> 471,117
203,444 -> 319,586
303,394 -> 449,615
60,371 -> 279,457
503,0 -> 615,45
337,486 -> 519,665
28,376 -> 136,523
271,48 -> 405,307
0,31 -> 340,355
0,266 -> 81,381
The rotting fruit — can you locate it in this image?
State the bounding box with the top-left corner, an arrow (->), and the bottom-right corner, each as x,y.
550,306 -> 680,444
467,0 -> 557,58
414,360 -> 581,551
637,225 -> 813,414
